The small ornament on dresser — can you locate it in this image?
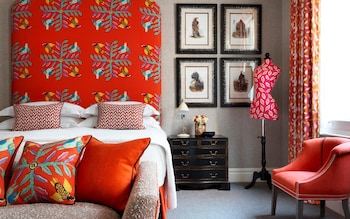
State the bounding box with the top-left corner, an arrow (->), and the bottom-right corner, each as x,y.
193,115 -> 208,137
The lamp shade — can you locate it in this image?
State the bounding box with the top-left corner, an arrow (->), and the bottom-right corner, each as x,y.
177,101 -> 189,114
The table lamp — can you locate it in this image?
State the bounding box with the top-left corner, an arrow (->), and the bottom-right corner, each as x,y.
177,101 -> 190,138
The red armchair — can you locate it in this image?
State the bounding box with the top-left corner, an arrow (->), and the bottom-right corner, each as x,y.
271,137 -> 350,219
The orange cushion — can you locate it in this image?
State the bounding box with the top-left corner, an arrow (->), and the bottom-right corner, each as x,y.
6,135 -> 92,205
0,136 -> 24,206
75,137 -> 151,211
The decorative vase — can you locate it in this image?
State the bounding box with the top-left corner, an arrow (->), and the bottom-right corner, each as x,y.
195,122 -> 206,137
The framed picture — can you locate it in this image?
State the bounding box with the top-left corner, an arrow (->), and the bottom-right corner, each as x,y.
221,4 -> 261,54
220,58 -> 261,107
176,4 -> 217,54
176,58 -> 217,107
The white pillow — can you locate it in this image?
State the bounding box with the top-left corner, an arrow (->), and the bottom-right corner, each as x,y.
60,117 -> 84,128
78,116 -> 160,129
0,118 -> 15,130
0,102 -> 85,118
81,101 -> 160,118
0,117 -> 83,129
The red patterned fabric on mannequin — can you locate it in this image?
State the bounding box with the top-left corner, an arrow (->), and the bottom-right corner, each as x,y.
250,56 -> 281,120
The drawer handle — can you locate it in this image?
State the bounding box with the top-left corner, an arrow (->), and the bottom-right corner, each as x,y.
210,140 -> 218,146
180,141 -> 189,146
210,173 -> 218,179
181,173 -> 189,179
181,161 -> 190,166
209,161 -> 217,166
181,150 -> 189,156
209,150 -> 218,156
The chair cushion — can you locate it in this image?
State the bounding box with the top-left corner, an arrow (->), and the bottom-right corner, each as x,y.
273,171 -> 316,197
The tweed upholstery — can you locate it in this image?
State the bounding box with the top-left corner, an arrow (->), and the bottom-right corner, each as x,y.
0,162 -> 159,219
123,161 -> 160,219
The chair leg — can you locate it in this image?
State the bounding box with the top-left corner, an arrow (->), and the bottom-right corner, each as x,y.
342,199 -> 350,219
297,200 -> 303,219
271,185 -> 277,215
320,200 -> 325,217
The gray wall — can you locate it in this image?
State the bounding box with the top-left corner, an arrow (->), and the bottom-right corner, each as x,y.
0,0 -> 290,170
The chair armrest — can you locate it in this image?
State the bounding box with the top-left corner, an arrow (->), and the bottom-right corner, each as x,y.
297,142 -> 350,196
122,161 -> 160,219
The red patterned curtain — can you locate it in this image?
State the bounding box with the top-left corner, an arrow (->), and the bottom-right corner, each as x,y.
288,0 -> 320,161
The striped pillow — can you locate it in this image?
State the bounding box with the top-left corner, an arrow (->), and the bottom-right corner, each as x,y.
96,103 -> 145,130
13,102 -> 63,131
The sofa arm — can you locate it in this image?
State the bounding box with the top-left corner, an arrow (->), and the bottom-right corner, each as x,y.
122,161 -> 160,219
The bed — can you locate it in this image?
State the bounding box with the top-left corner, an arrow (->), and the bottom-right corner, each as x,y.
2,0 -> 176,217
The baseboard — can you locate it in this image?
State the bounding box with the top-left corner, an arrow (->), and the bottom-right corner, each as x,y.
228,167 -> 274,183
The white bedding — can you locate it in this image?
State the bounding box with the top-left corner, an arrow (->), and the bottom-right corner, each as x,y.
0,126 -> 177,210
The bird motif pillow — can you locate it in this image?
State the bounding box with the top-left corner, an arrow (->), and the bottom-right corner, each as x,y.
6,135 -> 91,205
0,136 -> 24,206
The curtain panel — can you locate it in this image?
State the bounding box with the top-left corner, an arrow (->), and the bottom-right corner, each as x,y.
288,0 -> 320,161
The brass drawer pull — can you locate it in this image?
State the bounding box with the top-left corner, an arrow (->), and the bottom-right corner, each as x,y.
180,141 -> 189,146
181,161 -> 190,166
181,150 -> 189,156
210,173 -> 218,179
209,150 -> 218,156
209,161 -> 217,166
181,173 -> 190,179
210,140 -> 218,146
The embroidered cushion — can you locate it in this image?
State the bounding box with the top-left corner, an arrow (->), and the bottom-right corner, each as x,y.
0,136 -> 24,206
6,135 -> 92,205
13,102 -> 63,131
96,103 -> 145,129
75,137 -> 150,211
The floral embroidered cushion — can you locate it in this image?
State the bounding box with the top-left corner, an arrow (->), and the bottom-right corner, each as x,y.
6,135 -> 91,205
0,136 -> 24,206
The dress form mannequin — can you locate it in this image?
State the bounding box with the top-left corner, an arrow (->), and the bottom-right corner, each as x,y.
246,53 -> 281,189
250,53 -> 281,120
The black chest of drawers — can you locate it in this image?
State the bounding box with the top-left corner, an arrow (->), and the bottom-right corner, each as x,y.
168,135 -> 230,190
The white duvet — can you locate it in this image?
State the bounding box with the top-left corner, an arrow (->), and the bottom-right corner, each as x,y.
0,126 -> 177,210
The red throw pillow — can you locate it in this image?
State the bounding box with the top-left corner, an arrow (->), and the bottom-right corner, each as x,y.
13,102 -> 63,131
6,135 -> 92,205
96,103 -> 145,129
0,136 -> 24,206
75,137 -> 150,211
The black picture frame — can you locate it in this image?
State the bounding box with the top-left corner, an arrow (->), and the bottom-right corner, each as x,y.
221,4 -> 262,54
220,57 -> 261,107
176,4 -> 217,54
176,58 -> 217,107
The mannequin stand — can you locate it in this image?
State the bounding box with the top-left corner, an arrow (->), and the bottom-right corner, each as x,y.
245,119 -> 272,189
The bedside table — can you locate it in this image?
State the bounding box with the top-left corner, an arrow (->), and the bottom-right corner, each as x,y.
168,135 -> 230,190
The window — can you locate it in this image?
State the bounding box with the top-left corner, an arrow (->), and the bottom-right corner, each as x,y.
320,0 -> 350,136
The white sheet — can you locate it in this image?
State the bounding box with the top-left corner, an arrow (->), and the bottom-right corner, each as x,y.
0,127 -> 177,210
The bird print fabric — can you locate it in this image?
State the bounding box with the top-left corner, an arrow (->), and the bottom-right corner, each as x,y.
11,0 -> 161,112
6,136 -> 92,205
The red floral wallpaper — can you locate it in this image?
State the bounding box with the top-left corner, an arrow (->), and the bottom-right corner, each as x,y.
11,0 -> 161,111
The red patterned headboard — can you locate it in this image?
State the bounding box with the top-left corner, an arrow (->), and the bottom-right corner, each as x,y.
11,0 -> 161,111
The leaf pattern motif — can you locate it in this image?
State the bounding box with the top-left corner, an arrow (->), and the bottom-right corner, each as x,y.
6,135 -> 91,204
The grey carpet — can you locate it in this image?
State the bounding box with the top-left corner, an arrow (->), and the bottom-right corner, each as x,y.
167,183 -> 344,219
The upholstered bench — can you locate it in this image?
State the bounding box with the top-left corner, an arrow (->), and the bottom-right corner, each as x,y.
0,161 -> 160,219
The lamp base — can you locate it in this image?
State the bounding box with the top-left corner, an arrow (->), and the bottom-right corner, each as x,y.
177,133 -> 190,138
